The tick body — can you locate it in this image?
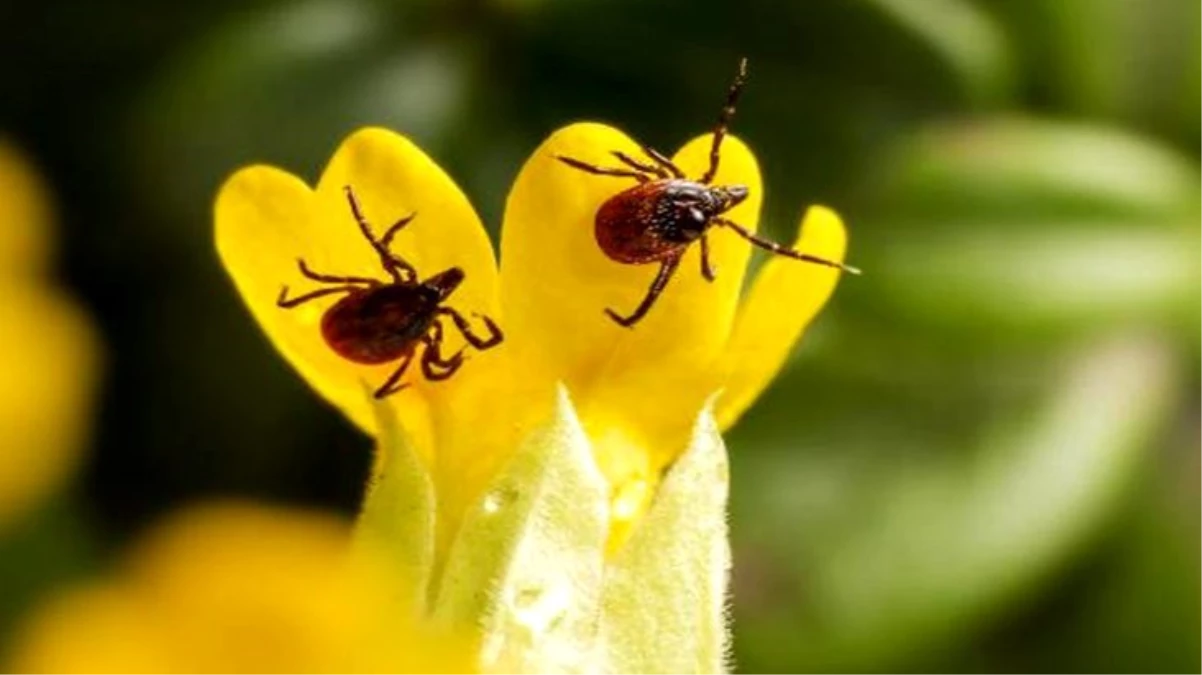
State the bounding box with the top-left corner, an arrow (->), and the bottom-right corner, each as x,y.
557,58 -> 860,328
276,187 -> 502,398
595,179 -> 749,264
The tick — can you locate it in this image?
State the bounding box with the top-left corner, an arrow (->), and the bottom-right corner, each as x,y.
275,186 -> 503,399
556,58 -> 860,328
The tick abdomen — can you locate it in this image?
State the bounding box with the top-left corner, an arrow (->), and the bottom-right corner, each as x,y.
321,286 -> 434,364
595,179 -> 703,264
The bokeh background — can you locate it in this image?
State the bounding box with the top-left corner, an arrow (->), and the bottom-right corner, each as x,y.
0,0 -> 1198,671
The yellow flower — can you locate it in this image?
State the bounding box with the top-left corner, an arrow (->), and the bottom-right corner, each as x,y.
9,502 -> 469,673
0,141 -> 99,531
216,124 -> 845,532
0,140 -> 54,277
500,123 -> 846,524
214,123 -> 849,671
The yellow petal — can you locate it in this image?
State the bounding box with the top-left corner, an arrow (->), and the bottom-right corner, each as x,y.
313,128 -> 499,323
424,358 -> 558,554
0,284 -> 99,531
0,140 -> 53,277
714,205 -> 848,430
499,123 -> 762,486
215,128 -> 496,449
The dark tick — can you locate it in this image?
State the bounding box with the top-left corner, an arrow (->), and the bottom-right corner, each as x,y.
276,186 -> 503,398
556,58 -> 860,328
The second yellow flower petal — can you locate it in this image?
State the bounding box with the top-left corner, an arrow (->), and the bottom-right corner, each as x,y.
714,205 -> 849,430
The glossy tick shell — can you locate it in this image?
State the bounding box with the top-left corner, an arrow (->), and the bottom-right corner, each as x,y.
321,284 -> 439,364
595,178 -> 744,264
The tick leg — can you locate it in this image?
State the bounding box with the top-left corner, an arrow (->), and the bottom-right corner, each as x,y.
379,212 -> 416,249
344,185 -> 415,284
436,306 -> 503,350
555,155 -> 650,183
421,348 -> 464,381
344,184 -> 385,255
297,259 -> 379,286
373,350 -> 415,399
276,285 -> 356,309
715,217 -> 862,274
385,255 -> 418,284
378,214 -> 420,283
700,234 -> 717,282
605,255 -> 682,328
421,329 -> 465,381
612,150 -> 667,178
700,58 -> 749,185
639,145 -> 685,178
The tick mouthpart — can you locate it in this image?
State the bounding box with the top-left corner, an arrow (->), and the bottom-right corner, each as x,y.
714,184 -> 749,210
425,267 -> 465,298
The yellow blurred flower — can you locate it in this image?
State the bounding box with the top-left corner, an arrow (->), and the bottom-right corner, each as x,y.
0,141 -> 54,277
0,141 -> 99,531
9,502 -> 469,674
215,124 -> 846,538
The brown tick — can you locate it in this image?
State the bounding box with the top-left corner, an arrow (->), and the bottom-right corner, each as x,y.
276,186 -> 503,398
556,58 -> 860,328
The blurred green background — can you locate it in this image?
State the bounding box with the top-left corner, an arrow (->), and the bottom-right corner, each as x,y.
0,0 -> 1198,671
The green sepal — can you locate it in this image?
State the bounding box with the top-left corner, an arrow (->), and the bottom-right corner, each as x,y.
596,401 -> 732,674
351,391 -> 437,614
430,386 -> 609,672
352,386 -> 734,673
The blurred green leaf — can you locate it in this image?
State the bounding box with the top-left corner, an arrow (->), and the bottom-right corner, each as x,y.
1041,0 -> 1162,116
984,452 -> 1201,673
733,334 -> 1179,672
0,498 -> 97,662
991,0 -> 1201,142
854,117 -> 1200,337
869,226 -> 1198,336
866,117 -> 1200,221
1182,3 -> 1202,141
134,0 -> 472,228
865,0 -> 1015,106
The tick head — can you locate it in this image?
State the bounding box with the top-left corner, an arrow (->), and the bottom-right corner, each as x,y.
659,180 -> 749,242
711,184 -> 749,213
423,267 -> 465,302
